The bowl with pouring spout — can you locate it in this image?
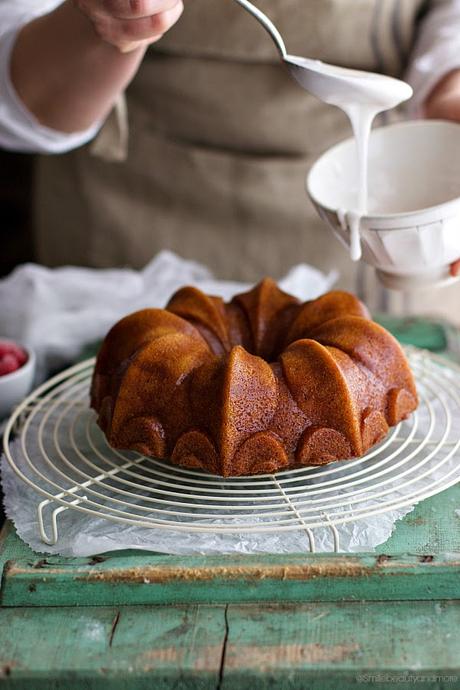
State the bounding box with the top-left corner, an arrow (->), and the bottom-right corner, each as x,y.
307,120 -> 460,289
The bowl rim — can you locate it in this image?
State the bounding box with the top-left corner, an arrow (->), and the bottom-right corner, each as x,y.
306,119 -> 460,225
0,339 -> 36,384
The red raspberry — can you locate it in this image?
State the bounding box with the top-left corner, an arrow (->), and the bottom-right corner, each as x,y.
0,354 -> 20,376
0,341 -> 12,358
12,346 -> 28,366
0,340 -> 28,366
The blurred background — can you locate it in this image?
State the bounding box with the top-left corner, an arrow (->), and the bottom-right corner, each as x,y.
0,150 -> 34,278
0,149 -> 34,524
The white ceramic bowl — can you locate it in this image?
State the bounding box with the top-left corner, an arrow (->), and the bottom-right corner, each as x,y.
307,120 -> 460,289
0,341 -> 36,419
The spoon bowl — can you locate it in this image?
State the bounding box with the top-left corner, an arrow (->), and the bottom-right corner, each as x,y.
286,56 -> 413,109
233,0 -> 413,110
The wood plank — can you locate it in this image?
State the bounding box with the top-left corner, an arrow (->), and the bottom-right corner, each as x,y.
0,605 -> 226,690
1,602 -> 459,689
0,522 -> 36,566
222,601 -> 460,690
2,550 -> 460,607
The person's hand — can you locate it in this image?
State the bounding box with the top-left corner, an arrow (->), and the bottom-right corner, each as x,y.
424,69 -> 460,121
450,259 -> 460,277
73,0 -> 184,53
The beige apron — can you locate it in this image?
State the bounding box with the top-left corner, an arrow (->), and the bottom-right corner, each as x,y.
34,0 -> 426,291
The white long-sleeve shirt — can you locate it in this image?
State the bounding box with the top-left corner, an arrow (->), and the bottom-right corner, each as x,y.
1,0 -> 460,154
0,0 -> 101,152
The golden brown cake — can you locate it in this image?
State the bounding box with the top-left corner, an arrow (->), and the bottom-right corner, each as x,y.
91,279 -> 418,476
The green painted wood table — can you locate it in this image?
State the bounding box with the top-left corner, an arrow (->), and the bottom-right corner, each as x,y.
1,483 -> 460,689
1,317 -> 460,689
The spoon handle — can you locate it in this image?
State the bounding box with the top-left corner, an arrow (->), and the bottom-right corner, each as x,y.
232,0 -> 287,58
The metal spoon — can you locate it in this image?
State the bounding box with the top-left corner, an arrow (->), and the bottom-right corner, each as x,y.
232,0 -> 413,109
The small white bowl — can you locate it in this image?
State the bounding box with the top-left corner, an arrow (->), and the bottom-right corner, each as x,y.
0,341 -> 36,420
307,120 -> 460,289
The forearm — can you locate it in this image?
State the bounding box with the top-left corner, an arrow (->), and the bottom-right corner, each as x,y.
10,1 -> 145,134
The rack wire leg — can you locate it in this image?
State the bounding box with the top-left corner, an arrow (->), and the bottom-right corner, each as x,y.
37,497 -> 86,546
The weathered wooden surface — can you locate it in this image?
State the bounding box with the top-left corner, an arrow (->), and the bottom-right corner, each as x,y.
375,483 -> 460,555
222,601 -> 460,690
0,604 -> 226,690
1,489 -> 459,688
2,544 -> 460,607
1,601 -> 459,690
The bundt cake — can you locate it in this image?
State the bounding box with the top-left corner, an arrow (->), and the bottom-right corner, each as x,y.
91,279 -> 418,477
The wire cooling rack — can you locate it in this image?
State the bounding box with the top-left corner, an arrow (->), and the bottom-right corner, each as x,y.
3,348 -> 460,551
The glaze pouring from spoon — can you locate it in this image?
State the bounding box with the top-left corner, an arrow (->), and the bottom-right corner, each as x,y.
232,0 -> 413,261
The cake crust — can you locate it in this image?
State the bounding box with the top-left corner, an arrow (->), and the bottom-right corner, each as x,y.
91,279 -> 418,476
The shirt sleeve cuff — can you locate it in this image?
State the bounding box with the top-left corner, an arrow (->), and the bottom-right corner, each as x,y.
0,23 -> 101,154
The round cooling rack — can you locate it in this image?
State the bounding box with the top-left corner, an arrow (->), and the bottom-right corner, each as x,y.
3,347 -> 460,551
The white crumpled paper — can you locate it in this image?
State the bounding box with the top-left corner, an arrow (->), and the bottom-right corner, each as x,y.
2,251 -> 457,556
